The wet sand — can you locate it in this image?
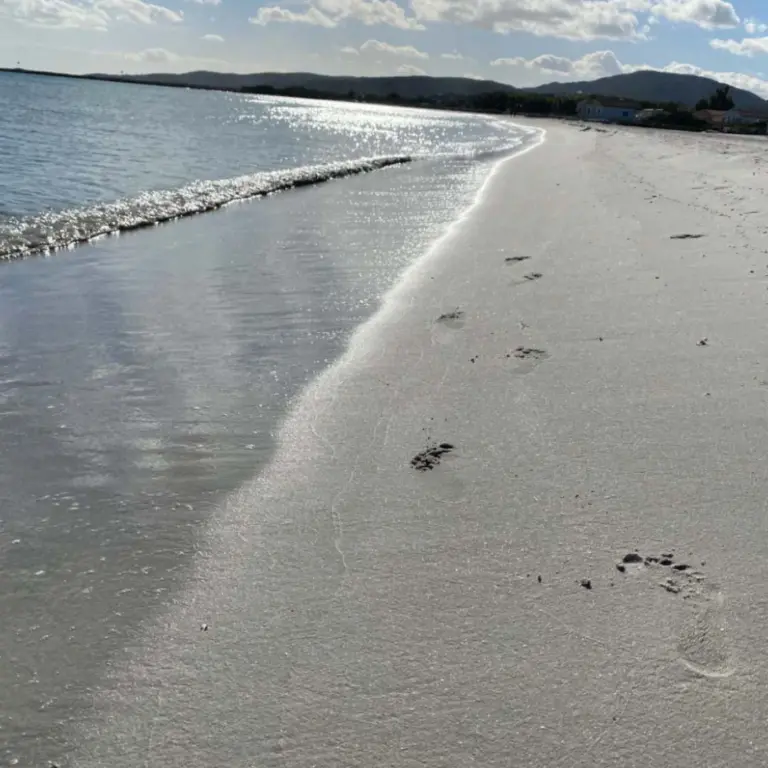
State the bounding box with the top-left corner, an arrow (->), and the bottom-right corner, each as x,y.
73,122 -> 768,765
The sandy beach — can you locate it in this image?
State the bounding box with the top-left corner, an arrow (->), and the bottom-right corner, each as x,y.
72,121 -> 768,766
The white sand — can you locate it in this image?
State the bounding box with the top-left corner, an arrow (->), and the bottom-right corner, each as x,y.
76,122 -> 768,765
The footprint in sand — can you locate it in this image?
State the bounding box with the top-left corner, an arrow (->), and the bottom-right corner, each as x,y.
510,272 -> 543,288
677,583 -> 731,679
616,551 -> 733,678
512,347 -> 549,361
506,346 -> 550,374
411,442 -> 455,471
432,309 -> 466,345
434,308 -> 465,331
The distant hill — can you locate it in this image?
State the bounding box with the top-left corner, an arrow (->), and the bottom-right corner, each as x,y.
524,70 -> 768,109
90,71 -> 519,99
9,66 -> 768,111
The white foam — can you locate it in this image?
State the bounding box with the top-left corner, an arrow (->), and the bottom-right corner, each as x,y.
0,155 -> 413,260
279,124 -> 546,436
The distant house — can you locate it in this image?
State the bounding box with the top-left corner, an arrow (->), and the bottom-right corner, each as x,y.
576,98 -> 642,123
693,109 -> 727,130
635,108 -> 670,123
723,107 -> 768,126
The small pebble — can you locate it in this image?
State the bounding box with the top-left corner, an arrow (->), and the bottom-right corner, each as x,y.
580,579 -> 592,590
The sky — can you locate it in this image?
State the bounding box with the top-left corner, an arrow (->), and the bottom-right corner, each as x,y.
3,0 -> 768,96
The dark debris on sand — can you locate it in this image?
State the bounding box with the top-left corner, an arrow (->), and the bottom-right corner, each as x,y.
505,255 -> 531,263
513,346 -> 548,361
524,272 -> 543,281
670,233 -> 705,240
411,442 -> 455,471
437,309 -> 464,322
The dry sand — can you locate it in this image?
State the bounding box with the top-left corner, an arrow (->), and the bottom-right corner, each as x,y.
75,122 -> 768,766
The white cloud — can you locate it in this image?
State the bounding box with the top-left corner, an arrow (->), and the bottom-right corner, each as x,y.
397,63 -> 426,75
710,36 -> 768,56
440,51 -> 465,60
0,0 -> 182,28
124,46 -> 180,63
249,5 -> 335,25
112,46 -> 226,71
406,0 -> 743,40
97,0 -> 182,23
409,0 -> 648,41
314,0 -> 423,28
337,37 -> 430,74
651,0 -> 739,29
251,0 -> 423,30
201,32 -> 224,40
0,0 -> 109,28
492,49 -> 625,78
359,38 -> 428,59
247,0 -> 744,39
526,53 -> 574,72
744,18 -> 768,35
661,60 -> 768,96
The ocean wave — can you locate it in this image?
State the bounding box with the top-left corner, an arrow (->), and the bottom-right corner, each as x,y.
423,134 -> 528,163
0,155 -> 413,261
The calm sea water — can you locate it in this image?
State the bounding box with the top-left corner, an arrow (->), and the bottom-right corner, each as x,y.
0,72 -> 522,259
0,72 -> 533,765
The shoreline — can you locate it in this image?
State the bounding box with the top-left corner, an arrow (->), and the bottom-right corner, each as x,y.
67,124 -> 548,763
1,113 -> 533,765
74,119 -> 768,765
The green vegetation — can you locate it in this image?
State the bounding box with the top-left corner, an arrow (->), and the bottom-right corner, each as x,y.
242,85 -> 713,132
695,85 -> 735,112
639,110 -> 708,132
241,84 -> 582,116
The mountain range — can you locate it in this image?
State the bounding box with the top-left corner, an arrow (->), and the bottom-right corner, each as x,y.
91,70 -> 518,99
30,67 -> 768,110
524,70 -> 767,109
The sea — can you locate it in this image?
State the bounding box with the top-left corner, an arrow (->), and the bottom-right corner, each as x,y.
0,71 -> 535,765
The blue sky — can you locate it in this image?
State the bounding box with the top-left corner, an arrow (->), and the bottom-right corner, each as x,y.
3,0 -> 768,96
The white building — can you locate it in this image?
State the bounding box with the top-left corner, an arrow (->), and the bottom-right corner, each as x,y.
723,108 -> 768,126
635,108 -> 669,122
577,98 -> 642,123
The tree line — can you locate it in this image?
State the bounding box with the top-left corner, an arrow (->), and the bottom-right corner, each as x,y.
695,85 -> 735,112
241,85 -> 584,116
241,83 -> 759,133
